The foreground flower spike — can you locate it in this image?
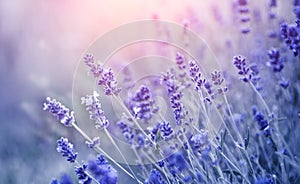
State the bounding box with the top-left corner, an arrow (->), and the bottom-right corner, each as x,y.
145,169 -> 166,184
83,53 -> 121,95
88,155 -> 118,184
56,137 -> 78,163
81,91 -> 109,129
43,97 -> 75,127
75,164 -> 92,184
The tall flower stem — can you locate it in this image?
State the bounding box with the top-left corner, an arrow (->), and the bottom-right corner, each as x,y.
71,123 -> 143,183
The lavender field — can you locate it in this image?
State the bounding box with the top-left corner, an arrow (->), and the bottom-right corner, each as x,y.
1,0 -> 300,184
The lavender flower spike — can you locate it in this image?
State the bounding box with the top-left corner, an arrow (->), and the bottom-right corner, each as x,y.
56,137 -> 78,163
83,53 -> 121,96
75,163 -> 92,184
43,97 -> 75,127
81,91 -> 109,129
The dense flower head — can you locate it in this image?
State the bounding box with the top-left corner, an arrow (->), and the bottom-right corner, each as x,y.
159,121 -> 174,140
88,155 -> 118,184
129,85 -> 158,121
188,60 -> 206,91
233,55 -> 249,81
280,22 -> 300,57
267,48 -> 284,72
116,121 -> 134,144
81,91 -> 109,129
43,97 -> 75,127
56,137 -> 78,163
75,164 -> 92,184
83,53 -> 121,95
145,169 -> 166,184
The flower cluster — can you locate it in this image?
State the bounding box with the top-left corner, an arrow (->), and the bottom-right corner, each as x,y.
81,91 -> 109,129
83,53 -> 121,95
252,107 -> 271,137
56,137 -> 78,163
128,85 -> 158,121
188,60 -> 206,91
75,164 -> 92,184
159,120 -> 174,140
44,3 -> 300,182
280,21 -> 300,57
161,69 -> 186,125
237,0 -> 251,34
267,48 -> 284,72
43,97 -> 75,127
88,155 -> 118,184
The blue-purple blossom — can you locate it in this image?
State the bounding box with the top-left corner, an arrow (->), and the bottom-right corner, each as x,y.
278,78 -> 290,89
88,155 -> 118,184
267,48 -> 284,72
161,69 -> 186,125
280,22 -> 300,57
75,163 -> 92,184
129,85 -> 157,121
166,152 -> 188,176
43,97 -> 75,127
249,64 -> 262,91
211,71 -> 224,86
159,121 -> 173,140
83,53 -> 121,95
254,175 -> 275,184
253,108 -> 271,137
117,121 -> 134,144
175,52 -> 186,71
190,130 -> 209,151
83,53 -> 103,78
51,174 -> 73,184
145,169 -> 166,184
56,137 -> 78,163
81,91 -> 109,129
233,55 -> 251,82
188,60 -> 206,91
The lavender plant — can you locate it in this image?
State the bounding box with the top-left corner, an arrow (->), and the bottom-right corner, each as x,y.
44,2 -> 300,184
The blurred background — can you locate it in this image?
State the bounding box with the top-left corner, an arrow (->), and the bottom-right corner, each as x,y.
0,0 -> 295,183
